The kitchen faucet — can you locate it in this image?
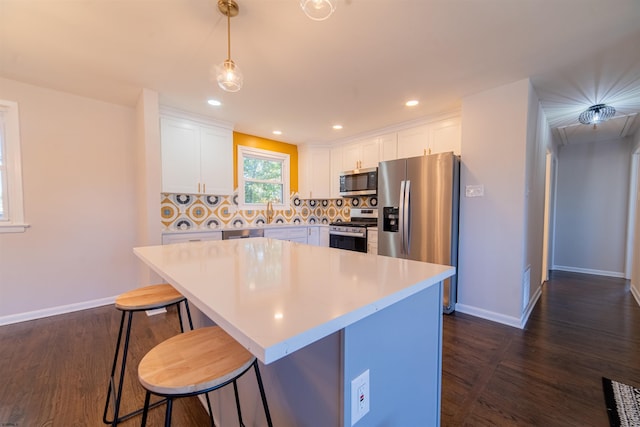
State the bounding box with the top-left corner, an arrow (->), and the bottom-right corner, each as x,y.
266,201 -> 274,224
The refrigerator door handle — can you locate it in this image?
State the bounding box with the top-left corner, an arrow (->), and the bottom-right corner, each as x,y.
404,180 -> 411,255
399,180 -> 406,254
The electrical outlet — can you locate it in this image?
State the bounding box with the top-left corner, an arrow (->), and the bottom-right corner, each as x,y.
465,184 -> 484,197
145,307 -> 167,316
351,369 -> 370,425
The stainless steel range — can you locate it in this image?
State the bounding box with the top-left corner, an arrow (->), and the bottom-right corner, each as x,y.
329,208 -> 378,253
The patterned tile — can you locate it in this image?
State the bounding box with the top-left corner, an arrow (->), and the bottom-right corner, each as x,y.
160,191 -> 375,231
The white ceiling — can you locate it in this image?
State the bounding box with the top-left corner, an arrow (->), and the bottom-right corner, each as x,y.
1,0 -> 640,145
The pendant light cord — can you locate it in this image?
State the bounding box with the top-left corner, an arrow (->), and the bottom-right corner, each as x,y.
226,4 -> 231,61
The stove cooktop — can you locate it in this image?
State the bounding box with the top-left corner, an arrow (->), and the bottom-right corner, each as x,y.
330,208 -> 378,228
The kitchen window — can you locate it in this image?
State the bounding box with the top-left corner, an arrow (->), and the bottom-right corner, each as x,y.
0,100 -> 27,233
238,145 -> 290,209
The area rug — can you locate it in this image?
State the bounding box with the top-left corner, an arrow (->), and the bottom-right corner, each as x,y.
603,377 -> 640,427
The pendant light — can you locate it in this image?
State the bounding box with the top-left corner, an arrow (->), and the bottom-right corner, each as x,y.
216,0 -> 243,92
300,0 -> 336,21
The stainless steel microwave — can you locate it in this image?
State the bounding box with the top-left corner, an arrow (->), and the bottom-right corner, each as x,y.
339,167 -> 377,196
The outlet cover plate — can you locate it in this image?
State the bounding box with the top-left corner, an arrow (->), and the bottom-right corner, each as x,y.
351,369 -> 370,425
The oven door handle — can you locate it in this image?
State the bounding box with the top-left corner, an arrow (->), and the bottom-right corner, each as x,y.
329,230 -> 366,238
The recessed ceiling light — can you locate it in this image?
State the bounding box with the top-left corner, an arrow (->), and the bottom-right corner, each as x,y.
207,99 -> 222,106
273,130 -> 282,135
405,100 -> 419,107
332,124 -> 343,130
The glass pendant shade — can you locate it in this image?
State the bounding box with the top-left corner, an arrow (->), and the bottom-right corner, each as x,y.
578,104 -> 616,125
300,0 -> 336,21
217,59 -> 243,92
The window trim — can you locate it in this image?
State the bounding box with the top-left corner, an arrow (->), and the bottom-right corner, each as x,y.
0,100 -> 28,233
237,145 -> 290,210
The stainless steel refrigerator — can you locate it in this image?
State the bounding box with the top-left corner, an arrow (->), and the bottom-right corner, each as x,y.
377,152 -> 460,313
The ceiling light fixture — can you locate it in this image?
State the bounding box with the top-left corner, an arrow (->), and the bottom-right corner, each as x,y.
578,103 -> 616,126
332,124 -> 343,130
216,0 -> 242,93
406,100 -> 419,107
207,99 -> 222,106
300,0 -> 336,21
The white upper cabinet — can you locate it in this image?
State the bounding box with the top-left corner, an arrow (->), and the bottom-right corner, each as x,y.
379,132 -> 398,162
330,145 -> 343,198
397,124 -> 430,158
161,116 -> 233,195
298,145 -> 331,199
397,117 -> 461,158
342,137 -> 380,170
429,117 -> 461,155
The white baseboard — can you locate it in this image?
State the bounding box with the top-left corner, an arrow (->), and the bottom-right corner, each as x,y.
630,283 -> 640,307
0,296 -> 116,326
455,284 -> 542,329
552,265 -> 625,278
454,303 -> 523,329
521,285 -> 542,327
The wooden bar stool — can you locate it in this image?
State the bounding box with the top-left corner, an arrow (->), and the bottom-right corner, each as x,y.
103,284 -> 194,426
138,326 -> 273,427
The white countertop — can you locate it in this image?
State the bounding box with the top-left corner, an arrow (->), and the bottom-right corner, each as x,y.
134,238 -> 454,364
163,223 -> 329,234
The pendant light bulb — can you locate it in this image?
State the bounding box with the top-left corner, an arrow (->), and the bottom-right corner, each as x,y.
217,59 -> 243,92
300,0 -> 336,21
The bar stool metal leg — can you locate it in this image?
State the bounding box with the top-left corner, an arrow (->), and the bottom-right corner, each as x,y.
102,310 -> 134,425
184,300 -> 194,331
178,300 -> 194,333
232,379 -> 245,427
140,391 -> 152,427
204,393 -> 216,427
103,299 -> 192,426
253,360 -> 274,427
164,398 -> 173,427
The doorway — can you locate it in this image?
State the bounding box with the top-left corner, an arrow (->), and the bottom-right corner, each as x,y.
541,151 -> 555,283
626,150 -> 639,279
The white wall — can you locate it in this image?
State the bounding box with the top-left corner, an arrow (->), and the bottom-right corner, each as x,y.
0,77 -> 139,323
457,79 -> 532,326
553,138 -> 632,277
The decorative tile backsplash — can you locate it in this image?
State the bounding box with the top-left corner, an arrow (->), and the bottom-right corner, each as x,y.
161,191 -> 378,231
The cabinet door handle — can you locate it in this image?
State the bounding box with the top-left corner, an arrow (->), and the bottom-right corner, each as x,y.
203,183 -> 206,193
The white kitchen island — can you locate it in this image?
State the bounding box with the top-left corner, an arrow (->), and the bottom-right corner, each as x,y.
134,238 -> 454,427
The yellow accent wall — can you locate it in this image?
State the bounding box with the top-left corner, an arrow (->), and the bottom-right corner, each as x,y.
233,132 -> 298,192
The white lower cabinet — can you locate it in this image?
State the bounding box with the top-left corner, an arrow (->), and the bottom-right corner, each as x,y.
264,227 -> 308,244
162,231 -> 222,245
319,226 -> 329,247
305,226 -> 329,247
307,227 -> 319,246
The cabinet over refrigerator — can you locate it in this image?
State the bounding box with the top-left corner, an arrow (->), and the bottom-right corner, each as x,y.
377,152 -> 460,313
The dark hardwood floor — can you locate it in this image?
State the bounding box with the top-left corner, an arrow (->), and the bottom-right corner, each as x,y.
442,270 -> 640,426
0,304 -> 212,426
0,270 -> 638,426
